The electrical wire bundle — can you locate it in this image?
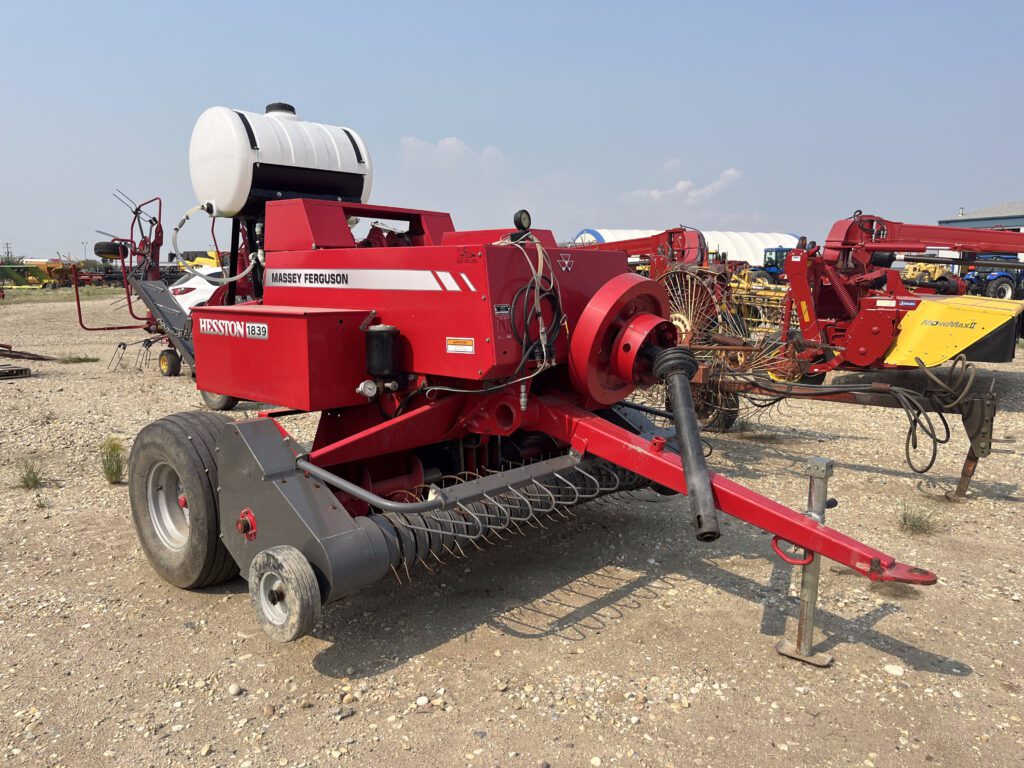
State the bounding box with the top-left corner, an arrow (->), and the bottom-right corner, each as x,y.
508,261 -> 564,374
422,233 -> 566,398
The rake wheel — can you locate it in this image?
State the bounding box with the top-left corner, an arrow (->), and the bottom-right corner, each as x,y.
627,267 -> 809,431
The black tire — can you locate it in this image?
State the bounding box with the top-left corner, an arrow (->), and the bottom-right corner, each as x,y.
798,369 -> 828,385
694,389 -> 739,432
128,412 -> 238,588
200,390 -> 239,411
249,546 -> 322,642
749,269 -> 771,282
158,349 -> 182,377
986,276 -> 1016,301
94,241 -> 127,260
933,275 -> 957,295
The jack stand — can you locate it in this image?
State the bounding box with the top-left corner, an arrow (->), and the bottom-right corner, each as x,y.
946,448 -> 979,502
776,457 -> 834,667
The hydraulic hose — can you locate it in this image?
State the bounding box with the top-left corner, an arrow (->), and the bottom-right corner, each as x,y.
171,203 -> 259,286
297,458 -> 447,514
652,347 -> 721,542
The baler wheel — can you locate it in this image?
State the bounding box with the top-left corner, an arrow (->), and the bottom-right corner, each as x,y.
128,412 -> 238,588
248,546 -> 321,643
200,390 -> 239,411
158,349 -> 182,377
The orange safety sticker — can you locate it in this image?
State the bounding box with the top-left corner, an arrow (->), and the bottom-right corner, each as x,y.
445,337 -> 475,354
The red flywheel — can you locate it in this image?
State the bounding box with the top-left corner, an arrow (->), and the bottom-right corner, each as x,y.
569,272 -> 676,405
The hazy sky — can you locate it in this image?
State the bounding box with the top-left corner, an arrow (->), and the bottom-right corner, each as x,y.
2,1 -> 1021,257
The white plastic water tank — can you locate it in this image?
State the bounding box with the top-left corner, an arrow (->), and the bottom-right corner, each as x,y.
189,103 -> 372,218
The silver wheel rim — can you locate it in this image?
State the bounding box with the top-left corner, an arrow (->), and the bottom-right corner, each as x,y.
997,284 -> 1013,300
259,572 -> 289,625
147,461 -> 189,552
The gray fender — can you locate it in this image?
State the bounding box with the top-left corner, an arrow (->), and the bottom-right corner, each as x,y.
217,418 -> 391,604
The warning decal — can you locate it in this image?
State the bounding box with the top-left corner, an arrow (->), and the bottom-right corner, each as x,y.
446,337 -> 475,354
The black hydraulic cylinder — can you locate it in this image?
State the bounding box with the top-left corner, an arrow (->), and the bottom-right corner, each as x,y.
652,347 -> 721,542
901,277 -> 958,295
226,218 -> 240,306
246,220 -> 263,299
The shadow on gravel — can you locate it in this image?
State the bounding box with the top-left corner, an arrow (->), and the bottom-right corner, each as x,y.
710,423 -> 1021,500
308,493 -> 971,680
914,477 -> 1023,503
230,401 -> 278,413
757,557 -> 968,674
195,580 -> 247,597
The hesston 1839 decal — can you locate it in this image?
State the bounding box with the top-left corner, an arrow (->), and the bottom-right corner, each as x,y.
197,317 -> 269,340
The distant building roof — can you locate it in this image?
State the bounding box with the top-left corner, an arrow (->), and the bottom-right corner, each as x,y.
951,201 -> 1024,219
939,201 -> 1024,229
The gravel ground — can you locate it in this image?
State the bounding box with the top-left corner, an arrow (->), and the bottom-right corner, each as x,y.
1,293 -> 1022,768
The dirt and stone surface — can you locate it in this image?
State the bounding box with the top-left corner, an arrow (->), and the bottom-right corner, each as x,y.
1,291 -> 1022,767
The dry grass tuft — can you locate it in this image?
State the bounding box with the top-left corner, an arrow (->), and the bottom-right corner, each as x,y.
100,437 -> 126,484
17,459 -> 43,490
897,504 -> 942,535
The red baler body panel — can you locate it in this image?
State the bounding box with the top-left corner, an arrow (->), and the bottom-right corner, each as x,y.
193,199 -> 629,410
260,245 -> 627,383
192,305 -> 369,411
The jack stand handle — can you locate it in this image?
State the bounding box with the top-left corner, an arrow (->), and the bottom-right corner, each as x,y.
776,457 -> 835,667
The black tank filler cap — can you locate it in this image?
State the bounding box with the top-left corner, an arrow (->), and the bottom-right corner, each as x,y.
265,102 -> 296,114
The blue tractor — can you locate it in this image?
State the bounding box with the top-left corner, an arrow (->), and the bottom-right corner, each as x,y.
962,254 -> 1024,300
762,247 -> 790,281
750,246 -> 797,283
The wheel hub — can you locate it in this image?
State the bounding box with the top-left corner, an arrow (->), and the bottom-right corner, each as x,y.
258,572 -> 289,626
147,462 -> 189,552
669,311 -> 692,340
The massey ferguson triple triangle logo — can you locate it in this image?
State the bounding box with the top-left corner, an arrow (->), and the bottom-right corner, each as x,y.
556,252 -> 574,272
